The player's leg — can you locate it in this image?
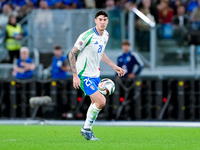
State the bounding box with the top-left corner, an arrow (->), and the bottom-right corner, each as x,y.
81,91 -> 105,140
79,76 -> 104,140
83,91 -> 106,129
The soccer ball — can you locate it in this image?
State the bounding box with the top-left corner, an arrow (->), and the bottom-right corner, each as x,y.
98,78 -> 115,95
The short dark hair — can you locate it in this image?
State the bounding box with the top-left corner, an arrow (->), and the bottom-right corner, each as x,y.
95,10 -> 108,19
54,45 -> 62,50
121,40 -> 130,46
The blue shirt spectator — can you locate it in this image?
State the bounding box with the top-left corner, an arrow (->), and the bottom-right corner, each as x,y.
62,0 -> 78,5
12,0 -> 26,6
46,0 -> 61,7
51,45 -> 70,79
12,0 -> 39,7
117,40 -> 144,78
13,47 -> 35,79
61,0 -> 79,8
186,0 -> 198,13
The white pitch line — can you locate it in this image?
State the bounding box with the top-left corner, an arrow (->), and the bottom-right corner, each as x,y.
0,139 -> 18,142
44,121 -> 200,127
0,120 -> 200,127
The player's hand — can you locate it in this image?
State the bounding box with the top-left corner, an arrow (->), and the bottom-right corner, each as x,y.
114,66 -> 125,77
15,35 -> 22,40
73,74 -> 80,89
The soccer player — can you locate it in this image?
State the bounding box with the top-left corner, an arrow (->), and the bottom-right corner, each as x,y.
68,10 -> 125,141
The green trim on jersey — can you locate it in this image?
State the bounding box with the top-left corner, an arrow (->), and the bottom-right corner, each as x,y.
79,58 -> 87,76
81,29 -> 94,41
85,35 -> 94,47
79,59 -> 87,95
80,76 -> 86,95
77,51 -> 80,57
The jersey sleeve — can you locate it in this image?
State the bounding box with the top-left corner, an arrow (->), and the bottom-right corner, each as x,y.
132,52 -> 144,67
132,52 -> 144,75
74,31 -> 93,51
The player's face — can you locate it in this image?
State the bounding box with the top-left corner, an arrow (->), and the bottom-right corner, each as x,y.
20,51 -> 29,60
95,15 -> 109,31
122,45 -> 130,53
54,49 -> 62,58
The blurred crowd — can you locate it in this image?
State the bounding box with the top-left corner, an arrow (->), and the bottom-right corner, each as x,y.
0,0 -> 200,39
0,0 -> 199,22
0,0 -> 200,45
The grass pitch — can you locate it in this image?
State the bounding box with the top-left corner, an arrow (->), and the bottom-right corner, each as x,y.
0,125 -> 200,150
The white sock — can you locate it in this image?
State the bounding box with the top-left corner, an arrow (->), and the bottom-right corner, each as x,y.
83,103 -> 101,129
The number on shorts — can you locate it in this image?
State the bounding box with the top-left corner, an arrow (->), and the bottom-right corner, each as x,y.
84,78 -> 92,87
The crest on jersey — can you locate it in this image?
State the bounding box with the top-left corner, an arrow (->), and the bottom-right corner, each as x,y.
90,85 -> 95,90
78,41 -> 83,46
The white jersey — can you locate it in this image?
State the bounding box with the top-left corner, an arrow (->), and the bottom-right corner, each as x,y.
74,27 -> 109,78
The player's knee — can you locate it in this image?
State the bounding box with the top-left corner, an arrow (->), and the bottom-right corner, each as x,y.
99,101 -> 106,108
98,97 -> 106,109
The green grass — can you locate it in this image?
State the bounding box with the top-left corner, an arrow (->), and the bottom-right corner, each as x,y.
0,125 -> 200,150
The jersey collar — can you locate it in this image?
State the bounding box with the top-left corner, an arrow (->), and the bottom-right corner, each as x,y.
93,27 -> 100,36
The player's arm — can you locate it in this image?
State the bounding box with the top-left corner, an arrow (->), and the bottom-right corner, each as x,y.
61,59 -> 70,72
21,62 -> 35,71
61,65 -> 70,72
68,46 -> 80,89
101,53 -> 125,77
13,65 -> 25,73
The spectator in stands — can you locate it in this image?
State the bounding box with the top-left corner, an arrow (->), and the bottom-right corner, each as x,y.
34,0 -> 53,43
84,0 -> 96,8
12,0 -> 39,8
13,0 -> 39,21
190,0 -> 200,30
157,0 -> 174,23
51,45 -> 70,79
12,0 -> 26,7
136,0 -> 155,51
5,15 -> 23,63
0,4 -> 16,42
116,0 -> 127,10
117,40 -> 144,79
185,0 -> 198,14
171,0 -> 183,15
172,5 -> 189,46
157,0 -> 174,38
60,0 -> 79,9
105,0 -> 116,10
12,47 -> 35,79
148,0 -> 159,23
46,0 -> 62,9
